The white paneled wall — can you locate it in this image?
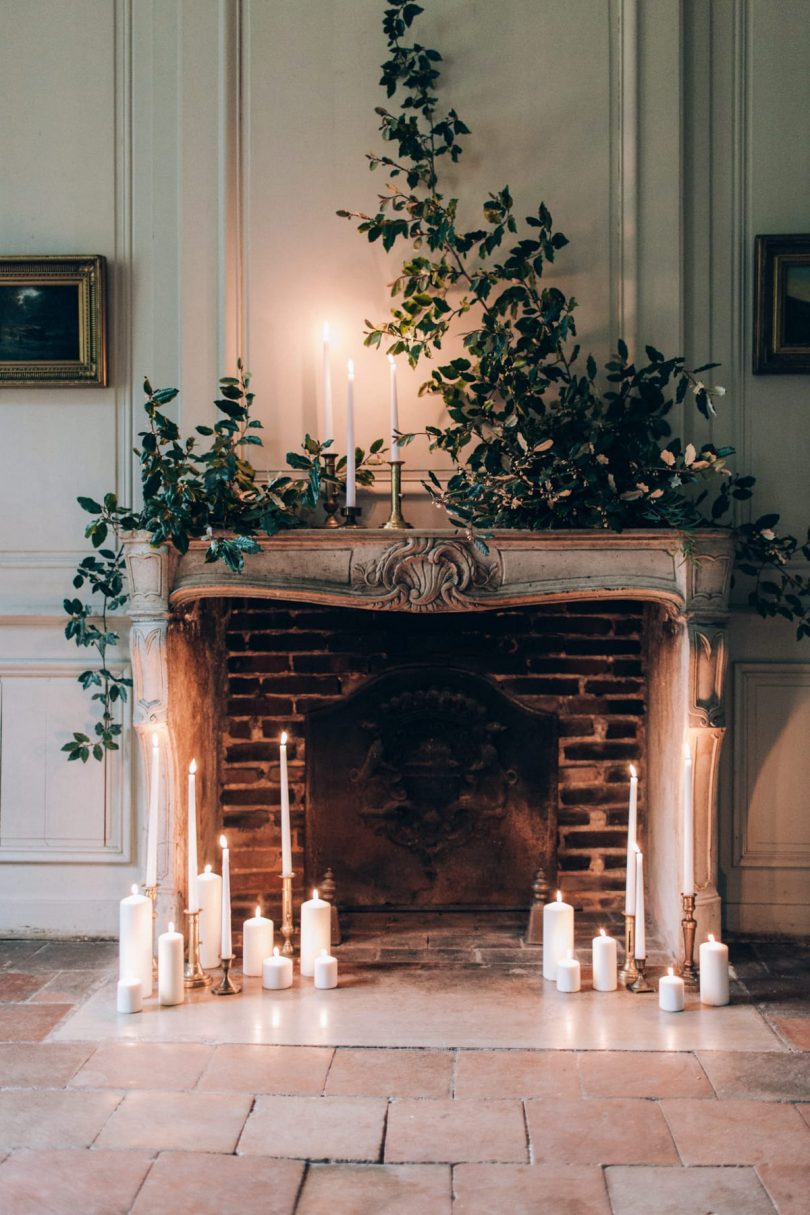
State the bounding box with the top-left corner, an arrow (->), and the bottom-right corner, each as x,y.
0,0 -> 807,934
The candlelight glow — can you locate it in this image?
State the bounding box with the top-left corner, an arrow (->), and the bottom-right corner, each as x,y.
600,927 -> 606,937
667,965 -> 674,976
130,884 -> 138,896
709,933 -> 716,942
255,906 -> 261,918
152,731 -> 159,748
556,890 -> 562,902
280,731 -> 288,746
567,950 -> 573,960
321,948 -> 329,957
204,863 -> 211,874
313,888 -> 319,900
322,320 -> 330,343
169,921 -> 175,933
189,758 -> 197,774
387,353 -> 396,366
273,946 -> 280,957
347,358 -> 354,380
629,764 -> 637,778
219,834 -> 227,849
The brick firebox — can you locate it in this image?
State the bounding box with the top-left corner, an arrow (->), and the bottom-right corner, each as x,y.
220,598 -> 647,923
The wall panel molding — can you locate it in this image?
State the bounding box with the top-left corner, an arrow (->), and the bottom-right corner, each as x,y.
608,0 -> 639,357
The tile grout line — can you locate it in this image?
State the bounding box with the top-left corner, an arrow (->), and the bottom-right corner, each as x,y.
124,1148 -> 160,1215
291,1159 -> 310,1214
521,1098 -> 534,1165
319,1046 -> 338,1096
450,1048 -> 459,1098
231,1093 -> 257,1158
378,1097 -> 392,1165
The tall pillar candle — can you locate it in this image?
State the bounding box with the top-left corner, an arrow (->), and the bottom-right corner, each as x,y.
633,847 -> 646,959
145,731 -> 159,888
659,966 -> 685,1012
197,863 -> 222,969
119,884 -> 152,998
624,765 -> 638,914
300,888 -> 331,977
158,921 -> 184,1005
322,321 -> 334,443
187,759 -> 199,912
699,934 -> 730,1006
220,835 -> 232,960
592,928 -> 618,992
345,360 -> 356,507
388,354 -> 400,461
243,906 -> 274,976
279,732 -> 292,876
542,890 -> 574,981
683,740 -> 695,896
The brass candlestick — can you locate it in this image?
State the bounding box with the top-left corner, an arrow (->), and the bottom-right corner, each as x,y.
321,452 -> 341,528
382,460 -> 412,530
281,872 -> 295,957
143,883 -> 158,980
183,909 -> 211,989
619,912 -> 638,983
211,955 -> 241,996
628,956 -> 655,993
679,892 -> 699,988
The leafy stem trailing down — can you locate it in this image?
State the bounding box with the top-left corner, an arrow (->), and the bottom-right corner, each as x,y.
340,0 -> 810,638
64,367 -> 383,761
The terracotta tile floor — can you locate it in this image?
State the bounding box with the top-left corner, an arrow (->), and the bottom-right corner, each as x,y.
0,931 -> 808,1213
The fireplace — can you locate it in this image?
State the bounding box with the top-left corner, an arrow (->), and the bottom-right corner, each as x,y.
124,527 -> 733,954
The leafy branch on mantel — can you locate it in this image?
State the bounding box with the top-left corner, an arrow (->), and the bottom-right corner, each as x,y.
339,0 -> 810,636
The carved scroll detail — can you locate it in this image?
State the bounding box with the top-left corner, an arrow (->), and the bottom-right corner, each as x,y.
352,537 -> 499,612
688,623 -> 728,728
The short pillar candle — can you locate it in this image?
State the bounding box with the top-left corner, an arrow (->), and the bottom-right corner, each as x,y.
116,976 -> 143,1014
243,906 -> 274,977
262,946 -> 293,990
314,948 -> 338,990
158,921 -> 185,1006
659,966 -> 685,1012
592,928 -> 618,992
542,890 -> 574,981
556,951 -> 581,993
300,889 -> 331,977
699,934 -> 730,1006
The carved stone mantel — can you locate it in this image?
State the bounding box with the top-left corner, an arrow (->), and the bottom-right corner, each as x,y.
124,527 -> 735,952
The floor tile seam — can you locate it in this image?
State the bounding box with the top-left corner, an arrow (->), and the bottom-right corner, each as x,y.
318,1046 -> 338,1096
450,1048 -> 459,1098
291,1160 -> 310,1215
231,1093 -> 258,1158
520,1098 -> 534,1165
378,1097 -> 393,1165
85,1089 -> 127,1151
752,1162 -> 791,1215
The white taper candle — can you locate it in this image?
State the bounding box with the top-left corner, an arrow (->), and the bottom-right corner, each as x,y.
388,354 -> 400,462
345,360 -> 356,507
633,846 -> 646,959
145,732 -> 160,888
280,732 -> 292,876
187,760 -> 198,912
683,740 -> 695,896
220,834 -> 232,960
624,764 -> 638,914
322,321 -> 334,443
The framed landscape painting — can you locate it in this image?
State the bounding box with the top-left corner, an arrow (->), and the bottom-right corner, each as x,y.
753,234 -> 810,374
0,255 -> 107,387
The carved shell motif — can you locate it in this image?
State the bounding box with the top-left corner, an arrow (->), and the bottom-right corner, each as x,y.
352,537 -> 499,612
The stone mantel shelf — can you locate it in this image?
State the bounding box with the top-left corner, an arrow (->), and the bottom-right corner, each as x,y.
148,528 -> 735,620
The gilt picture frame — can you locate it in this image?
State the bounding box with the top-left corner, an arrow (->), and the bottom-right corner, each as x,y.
0,255 -> 107,387
753,234 -> 810,374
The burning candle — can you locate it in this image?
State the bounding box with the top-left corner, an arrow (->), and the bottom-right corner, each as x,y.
592,928 -> 618,992
279,732 -> 292,876
659,965 -> 685,1012
345,359 -> 356,507
542,890 -> 574,981
322,321 -> 334,443
243,905 -> 274,977
158,920 -> 184,1006
220,835 -> 232,960
699,934 -> 730,1006
300,888 -> 331,977
263,945 -> 293,990
314,947 -> 339,990
145,731 -> 159,888
119,883 -> 152,999
388,354 -> 400,462
633,846 -> 646,960
624,765 -> 638,914
556,950 -> 581,993
683,740 -> 695,896
197,863 -> 222,969
187,760 -> 198,912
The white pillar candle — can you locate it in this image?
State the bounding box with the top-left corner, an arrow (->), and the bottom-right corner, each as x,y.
345,359 -> 356,507
314,947 -> 339,990
633,847 -> 646,959
263,945 -> 293,990
556,951 -> 581,993
197,864 -> 223,969
322,321 -> 334,443
243,905 -> 274,977
683,740 -> 695,896
158,920 -> 184,1006
699,934 -> 730,1006
119,884 -> 152,998
592,928 -> 618,992
300,888 -> 331,977
624,764 -> 638,914
659,965 -> 685,1012
187,759 -> 199,912
145,731 -> 159,888
220,835 -> 232,959
542,890 -> 575,981
388,354 -> 401,462
116,976 -> 143,1014
280,732 -> 292,876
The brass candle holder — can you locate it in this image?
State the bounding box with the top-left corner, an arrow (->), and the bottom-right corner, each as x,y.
679,892 -> 699,988
619,912 -> 638,983
143,883 -> 158,980
321,451 -> 341,528
382,460 -> 412,530
183,909 -> 211,989
280,872 -> 295,957
628,956 -> 655,993
211,955 -> 241,996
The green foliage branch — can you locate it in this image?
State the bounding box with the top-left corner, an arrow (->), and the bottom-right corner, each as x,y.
340,0 -> 810,636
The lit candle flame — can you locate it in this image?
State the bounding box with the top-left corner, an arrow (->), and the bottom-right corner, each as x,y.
219,834 -> 227,849
667,965 -> 674,976
599,927 -> 606,937
189,758 -> 197,775
347,358 -> 354,380
130,884 -> 138,896
321,948 -> 329,957
204,863 -> 211,874
169,921 -> 175,933
387,353 -> 396,366
313,888 -> 319,900
273,946 -> 280,957
684,741 -> 692,762
322,320 -> 330,343
255,906 -> 261,918
708,933 -> 715,943
280,731 -> 288,746
629,764 -> 637,779
152,731 -> 159,748
556,890 -> 562,902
